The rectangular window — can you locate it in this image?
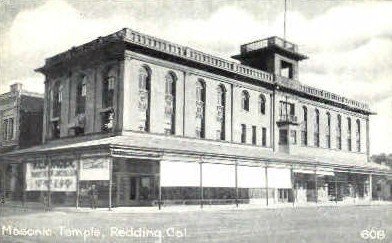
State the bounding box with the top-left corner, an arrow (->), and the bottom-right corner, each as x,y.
314,132 -> 320,147
164,128 -> 172,135
337,136 -> 342,150
8,118 -> 14,140
356,139 -> 361,152
279,129 -> 288,145
326,135 -> 331,149
262,127 -> 267,147
301,131 -> 307,146
196,129 -> 201,139
241,124 -> 246,144
290,130 -> 297,145
51,121 -> 60,139
2,120 -> 8,140
252,126 -> 257,145
347,139 -> 352,151
101,111 -> 114,133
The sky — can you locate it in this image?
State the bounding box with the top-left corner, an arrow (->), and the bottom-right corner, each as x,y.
0,0 -> 391,154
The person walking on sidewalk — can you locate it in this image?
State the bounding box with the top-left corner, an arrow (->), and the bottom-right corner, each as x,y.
90,184 -> 98,209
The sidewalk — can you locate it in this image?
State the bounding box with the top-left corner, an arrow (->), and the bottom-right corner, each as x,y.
2,200 -> 391,214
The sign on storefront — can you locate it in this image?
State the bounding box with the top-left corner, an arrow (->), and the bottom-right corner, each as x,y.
25,160 -> 77,191
79,157 -> 110,181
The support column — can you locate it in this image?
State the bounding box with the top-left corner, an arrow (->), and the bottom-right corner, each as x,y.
199,160 -> 203,209
335,178 -> 338,204
76,155 -> 80,209
369,174 -> 373,201
265,164 -> 269,207
291,164 -> 295,206
235,160 -> 238,208
108,157 -> 113,211
314,168 -> 318,204
47,156 -> 52,210
22,162 -> 26,207
158,161 -> 162,210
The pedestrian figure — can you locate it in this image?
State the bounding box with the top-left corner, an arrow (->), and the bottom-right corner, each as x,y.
42,192 -> 49,211
90,184 -> 98,209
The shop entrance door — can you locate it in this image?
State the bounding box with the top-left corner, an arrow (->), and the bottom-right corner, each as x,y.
129,176 -> 156,206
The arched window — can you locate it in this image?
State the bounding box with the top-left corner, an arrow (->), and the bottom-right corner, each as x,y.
241,90 -> 250,111
356,119 -> 361,152
314,109 -> 320,147
76,75 -> 87,115
217,84 -> 226,140
164,72 -> 176,135
326,112 -> 331,148
196,79 -> 206,138
347,117 -> 352,151
52,81 -> 62,119
336,115 -> 342,149
137,66 -> 151,132
50,81 -> 62,139
102,67 -> 116,108
259,94 -> 266,114
301,106 -> 308,146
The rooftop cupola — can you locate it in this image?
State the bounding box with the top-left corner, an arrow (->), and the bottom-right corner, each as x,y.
232,36 -> 307,80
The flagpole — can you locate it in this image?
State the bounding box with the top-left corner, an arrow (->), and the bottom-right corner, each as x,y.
284,0 -> 287,40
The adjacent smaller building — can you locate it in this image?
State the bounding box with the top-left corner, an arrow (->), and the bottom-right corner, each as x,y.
0,83 -> 44,199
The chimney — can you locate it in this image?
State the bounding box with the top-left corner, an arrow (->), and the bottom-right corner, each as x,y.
10,83 -> 23,92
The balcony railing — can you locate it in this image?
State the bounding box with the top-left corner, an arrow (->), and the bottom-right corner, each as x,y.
277,114 -> 298,125
241,36 -> 298,54
275,75 -> 370,112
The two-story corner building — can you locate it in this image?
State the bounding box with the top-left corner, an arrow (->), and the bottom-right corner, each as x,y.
1,28 -> 391,208
0,83 -> 44,200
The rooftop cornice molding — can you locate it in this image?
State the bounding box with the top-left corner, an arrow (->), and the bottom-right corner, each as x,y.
36,27 -> 371,114
0,90 -> 44,100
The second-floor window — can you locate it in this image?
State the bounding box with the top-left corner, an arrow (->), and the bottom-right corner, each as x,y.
314,109 -> 320,147
102,68 -> 116,109
217,84 -> 226,140
164,72 -> 176,135
196,79 -> 206,138
326,112 -> 331,148
241,91 -> 250,111
252,125 -> 257,145
259,94 -> 266,114
76,76 -> 87,115
138,66 -> 151,132
356,119 -> 361,152
301,106 -> 308,146
241,124 -> 246,143
262,127 -> 267,147
279,101 -> 295,121
347,117 -> 352,151
2,118 -> 14,141
336,115 -> 342,150
51,82 -> 62,119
